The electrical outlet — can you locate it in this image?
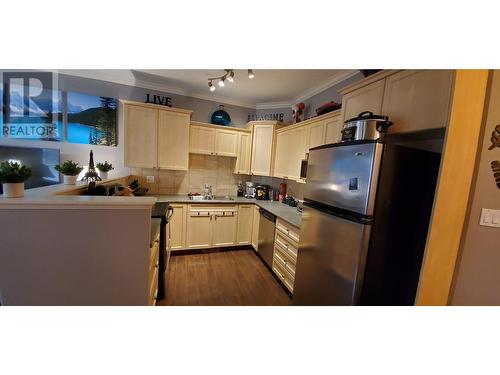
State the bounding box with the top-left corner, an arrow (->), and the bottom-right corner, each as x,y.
146,175 -> 155,184
479,208 -> 500,228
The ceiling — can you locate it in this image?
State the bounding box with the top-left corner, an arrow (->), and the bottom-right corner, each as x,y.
60,69 -> 359,109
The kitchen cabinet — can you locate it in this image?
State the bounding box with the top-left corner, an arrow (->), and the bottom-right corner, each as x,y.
341,78 -> 386,122
190,124 -> 216,155
158,110 -> 190,170
124,104 -> 158,168
215,129 -> 238,157
249,121 -> 283,176
251,205 -> 260,251
236,204 -> 253,245
189,122 -> 241,157
273,126 -> 308,181
213,211 -> 237,246
273,131 -> 291,178
307,120 -> 326,149
123,101 -> 192,170
234,132 -> 252,175
382,70 -> 454,133
168,204 -> 187,250
272,218 -> 300,293
186,212 -> 213,249
324,112 -> 342,144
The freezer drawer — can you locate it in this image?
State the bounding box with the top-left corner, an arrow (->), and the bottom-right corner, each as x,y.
293,205 -> 371,305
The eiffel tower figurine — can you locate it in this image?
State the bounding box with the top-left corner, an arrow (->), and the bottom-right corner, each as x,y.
82,150 -> 102,190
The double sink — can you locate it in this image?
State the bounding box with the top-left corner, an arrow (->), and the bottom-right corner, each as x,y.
188,195 -> 234,201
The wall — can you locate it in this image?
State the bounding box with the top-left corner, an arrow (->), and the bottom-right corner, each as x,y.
0,71 -> 255,178
450,70 -> 500,305
131,155 -> 251,196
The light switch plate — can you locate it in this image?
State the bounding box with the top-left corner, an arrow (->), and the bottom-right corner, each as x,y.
479,208 -> 500,228
146,175 -> 155,184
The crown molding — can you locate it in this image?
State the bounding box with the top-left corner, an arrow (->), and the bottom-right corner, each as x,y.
291,70 -> 360,104
256,101 -> 291,110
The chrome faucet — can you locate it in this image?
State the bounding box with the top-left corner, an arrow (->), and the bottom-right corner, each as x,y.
204,183 -> 213,200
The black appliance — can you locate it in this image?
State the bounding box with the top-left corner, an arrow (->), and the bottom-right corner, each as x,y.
151,202 -> 174,300
0,145 -> 60,194
255,184 -> 270,200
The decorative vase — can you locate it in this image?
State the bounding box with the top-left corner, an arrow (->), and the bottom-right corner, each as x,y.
63,175 -> 77,185
2,182 -> 25,198
211,105 -> 231,126
99,171 -> 108,180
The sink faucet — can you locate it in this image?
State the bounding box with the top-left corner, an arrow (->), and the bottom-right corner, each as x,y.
204,183 -> 213,200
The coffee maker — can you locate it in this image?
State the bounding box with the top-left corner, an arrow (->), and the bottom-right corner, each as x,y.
245,182 -> 256,198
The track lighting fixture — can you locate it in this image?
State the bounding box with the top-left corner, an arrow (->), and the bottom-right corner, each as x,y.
207,69 -> 255,91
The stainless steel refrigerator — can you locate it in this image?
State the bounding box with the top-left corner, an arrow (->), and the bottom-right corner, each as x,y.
293,135 -> 442,306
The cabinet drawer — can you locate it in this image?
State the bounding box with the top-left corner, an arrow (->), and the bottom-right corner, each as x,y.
272,259 -> 294,293
276,218 -> 300,244
150,238 -> 160,267
274,247 -> 296,276
149,266 -> 158,305
275,232 -> 298,260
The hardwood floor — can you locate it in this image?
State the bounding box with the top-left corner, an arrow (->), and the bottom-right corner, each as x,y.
159,249 -> 291,306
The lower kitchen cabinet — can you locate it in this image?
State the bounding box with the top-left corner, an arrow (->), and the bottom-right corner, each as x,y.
272,218 -> 301,293
213,211 -> 237,246
251,205 -> 260,250
168,204 -> 187,250
236,204 -> 253,245
186,212 -> 213,249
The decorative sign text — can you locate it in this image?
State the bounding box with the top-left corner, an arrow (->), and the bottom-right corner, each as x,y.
247,113 -> 285,122
146,94 -> 172,107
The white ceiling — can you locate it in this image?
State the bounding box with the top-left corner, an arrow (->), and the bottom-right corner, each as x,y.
59,69 -> 359,109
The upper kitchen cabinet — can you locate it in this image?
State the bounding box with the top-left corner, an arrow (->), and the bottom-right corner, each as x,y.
123,101 -> 192,170
158,110 -> 191,170
124,104 -> 158,168
190,123 -> 216,155
324,111 -> 342,144
248,121 -> 284,176
234,131 -> 252,175
341,78 -> 386,122
189,122 -> 240,157
307,120 -> 326,149
274,125 -> 308,181
382,70 -> 455,133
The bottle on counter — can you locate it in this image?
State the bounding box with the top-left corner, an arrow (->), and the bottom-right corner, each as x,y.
279,182 -> 286,203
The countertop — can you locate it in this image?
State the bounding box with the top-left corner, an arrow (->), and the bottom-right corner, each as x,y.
154,195 -> 302,228
150,218 -> 162,247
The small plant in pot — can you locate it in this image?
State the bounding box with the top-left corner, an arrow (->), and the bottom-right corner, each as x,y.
55,160 -> 83,185
0,161 -> 32,198
96,161 -> 114,180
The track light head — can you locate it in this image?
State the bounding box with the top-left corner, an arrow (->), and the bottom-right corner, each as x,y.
208,81 -> 216,91
227,70 -> 235,82
248,69 -> 255,79
218,78 -> 225,87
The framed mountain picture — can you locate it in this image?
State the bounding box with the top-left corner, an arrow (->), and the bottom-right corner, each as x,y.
67,92 -> 117,146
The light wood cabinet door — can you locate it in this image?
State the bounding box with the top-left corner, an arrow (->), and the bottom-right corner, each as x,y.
236,205 -> 253,245
341,79 -> 386,122
325,114 -> 342,144
288,127 -> 308,181
382,70 -> 454,133
190,125 -> 216,155
186,213 -> 213,249
212,212 -> 237,247
251,205 -> 260,251
273,131 -> 291,178
251,124 -> 274,176
307,120 -> 326,149
235,132 -> 252,174
158,111 -> 190,170
215,129 -> 238,157
168,204 -> 186,250
124,104 -> 158,168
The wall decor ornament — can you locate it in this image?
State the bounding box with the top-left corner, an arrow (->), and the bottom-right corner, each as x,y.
247,113 -> 285,122
145,94 -> 172,107
488,124 -> 500,150
292,102 -> 305,123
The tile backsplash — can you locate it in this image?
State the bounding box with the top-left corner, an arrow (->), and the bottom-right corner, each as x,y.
130,154 -> 250,196
251,176 -> 304,201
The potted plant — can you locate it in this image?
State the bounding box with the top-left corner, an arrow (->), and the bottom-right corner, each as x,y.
96,161 -> 114,180
0,161 -> 32,198
55,160 -> 83,185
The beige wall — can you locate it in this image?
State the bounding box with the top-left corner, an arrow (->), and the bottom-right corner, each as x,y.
132,154 -> 250,196
451,70 -> 500,305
